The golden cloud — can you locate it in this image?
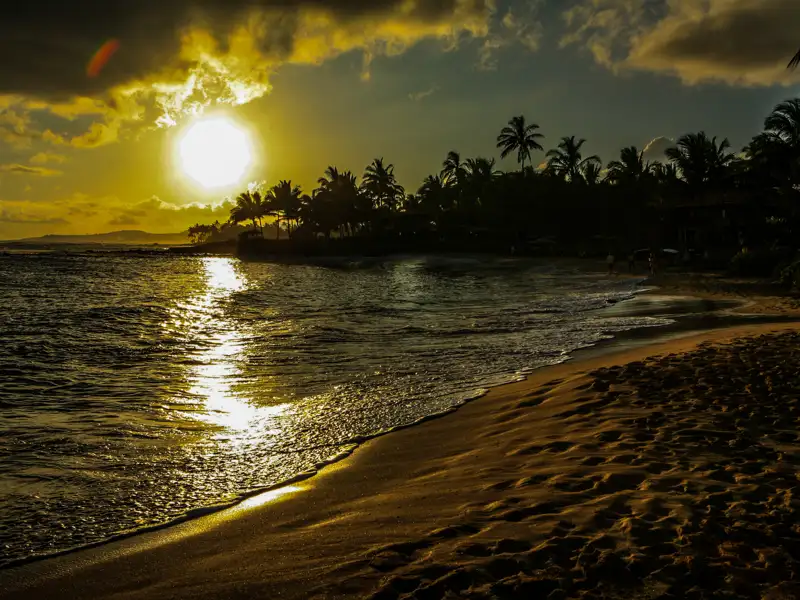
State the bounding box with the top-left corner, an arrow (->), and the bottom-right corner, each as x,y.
29,152 -> 67,165
0,194 -> 238,239
0,1 -> 506,149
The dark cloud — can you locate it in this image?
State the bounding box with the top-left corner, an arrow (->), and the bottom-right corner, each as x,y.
564,0 -> 800,86
0,0 -> 493,99
629,0 -> 800,85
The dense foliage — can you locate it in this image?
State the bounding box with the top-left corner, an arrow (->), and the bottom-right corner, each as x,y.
188,104 -> 800,258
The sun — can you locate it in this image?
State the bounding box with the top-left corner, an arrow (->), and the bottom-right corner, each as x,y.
177,116 -> 254,189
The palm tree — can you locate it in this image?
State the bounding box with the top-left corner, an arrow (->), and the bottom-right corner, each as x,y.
546,136 -> 600,183
789,50 -> 800,70
650,161 -> 679,186
665,132 -> 734,190
764,99 -> 800,148
440,151 -> 465,187
581,161 -> 603,186
270,180 -> 303,238
229,190 -> 267,233
462,157 -> 499,206
315,166 -> 364,237
496,115 -> 544,170
362,158 -> 404,211
417,174 -> 450,215
606,146 -> 650,185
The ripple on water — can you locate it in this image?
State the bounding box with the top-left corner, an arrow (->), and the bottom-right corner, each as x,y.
0,254 -> 668,566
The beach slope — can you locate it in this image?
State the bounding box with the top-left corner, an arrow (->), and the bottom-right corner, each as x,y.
4,322 -> 800,599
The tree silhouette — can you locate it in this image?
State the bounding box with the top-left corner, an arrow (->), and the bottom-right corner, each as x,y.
229,190 -> 267,233
270,180 -> 303,238
546,136 -> 600,183
197,97 -> 800,259
496,115 -> 544,170
441,151 -> 465,187
666,132 -> 734,191
362,158 -> 404,211
606,146 -> 651,185
581,161 -> 603,186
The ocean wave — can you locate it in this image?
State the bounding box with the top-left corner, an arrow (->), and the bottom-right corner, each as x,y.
0,254 -> 673,568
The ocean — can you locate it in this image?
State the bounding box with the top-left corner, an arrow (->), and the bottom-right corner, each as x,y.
0,253 -> 672,566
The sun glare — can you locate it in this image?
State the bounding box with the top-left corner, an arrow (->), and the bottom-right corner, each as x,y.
177,116 -> 253,189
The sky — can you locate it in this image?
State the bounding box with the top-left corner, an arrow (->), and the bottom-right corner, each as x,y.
1,0 -> 799,239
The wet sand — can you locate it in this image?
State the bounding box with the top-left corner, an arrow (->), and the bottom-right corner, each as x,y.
5,321 -> 800,599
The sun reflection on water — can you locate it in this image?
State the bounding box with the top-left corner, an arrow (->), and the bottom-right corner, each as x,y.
173,257 -> 287,441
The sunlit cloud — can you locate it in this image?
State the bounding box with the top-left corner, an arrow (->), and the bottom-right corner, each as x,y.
642,136 -> 674,163
0,193 -> 237,240
0,0 -> 508,149
29,152 -> 67,165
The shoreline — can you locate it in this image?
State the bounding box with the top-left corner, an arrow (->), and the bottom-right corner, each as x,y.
4,313 -> 800,598
0,287 -> 783,572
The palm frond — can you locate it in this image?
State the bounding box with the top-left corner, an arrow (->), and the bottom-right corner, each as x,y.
789,49 -> 800,70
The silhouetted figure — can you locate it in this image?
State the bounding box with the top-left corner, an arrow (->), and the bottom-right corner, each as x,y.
606,252 -> 615,275
649,252 -> 657,276
628,253 -> 635,273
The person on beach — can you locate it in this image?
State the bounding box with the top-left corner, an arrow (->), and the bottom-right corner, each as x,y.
606,252 -> 615,275
649,252 -> 657,276
628,252 -> 635,273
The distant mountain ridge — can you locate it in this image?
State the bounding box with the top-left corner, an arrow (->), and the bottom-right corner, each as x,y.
2,230 -> 189,246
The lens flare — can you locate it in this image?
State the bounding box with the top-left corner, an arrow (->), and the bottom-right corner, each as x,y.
87,39 -> 120,78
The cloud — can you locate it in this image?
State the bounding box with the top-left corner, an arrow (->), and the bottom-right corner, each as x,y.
642,136 -> 674,163
0,2 -> 497,126
0,207 -> 68,225
0,1 -> 519,150
501,3 -> 543,52
0,164 -> 62,176
0,193 -> 238,239
108,214 -> 141,227
562,0 -> 800,86
477,1 -> 544,71
0,105 -> 36,148
409,86 -> 439,101
29,152 -> 67,165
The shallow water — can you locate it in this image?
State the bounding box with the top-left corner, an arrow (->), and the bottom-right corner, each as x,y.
0,253 -> 671,565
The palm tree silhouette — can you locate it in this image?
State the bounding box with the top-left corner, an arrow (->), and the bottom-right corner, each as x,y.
270,180 -> 303,238
229,190 -> 267,233
417,174 -> 449,215
462,157 -> 499,206
496,115 -> 544,170
764,99 -> 800,148
362,158 -> 404,211
581,161 -> 603,186
315,166 -> 364,237
546,136 -> 600,183
789,50 -> 800,70
441,151 -> 465,187
606,146 -> 651,184
665,132 -> 734,191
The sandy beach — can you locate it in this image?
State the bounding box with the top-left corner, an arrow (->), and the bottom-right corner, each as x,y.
5,318 -> 800,599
